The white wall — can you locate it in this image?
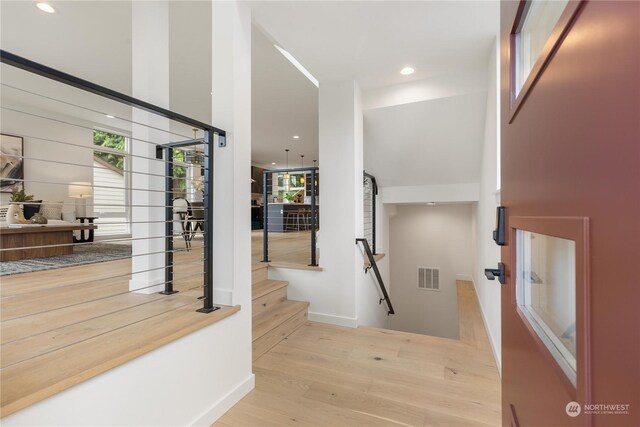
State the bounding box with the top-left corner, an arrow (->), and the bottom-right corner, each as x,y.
389,204 -> 474,339
0,108 -> 93,209
270,79 -> 387,328
471,36 -> 502,372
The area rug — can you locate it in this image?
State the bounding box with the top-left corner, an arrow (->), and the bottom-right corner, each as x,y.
0,243 -> 133,276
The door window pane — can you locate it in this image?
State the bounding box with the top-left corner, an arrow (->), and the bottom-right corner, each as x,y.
515,0 -> 569,96
517,230 -> 576,384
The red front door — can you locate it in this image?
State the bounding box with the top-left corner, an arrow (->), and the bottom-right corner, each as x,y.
500,1 -> 640,426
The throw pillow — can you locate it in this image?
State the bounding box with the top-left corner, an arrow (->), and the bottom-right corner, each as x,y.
23,200 -> 43,220
39,201 -> 64,220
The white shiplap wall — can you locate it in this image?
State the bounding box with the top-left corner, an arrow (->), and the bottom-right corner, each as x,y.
93,159 -> 128,236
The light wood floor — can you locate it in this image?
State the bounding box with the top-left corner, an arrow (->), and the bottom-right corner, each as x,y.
216,281 -> 501,427
251,231 -> 321,270
0,238 -> 239,417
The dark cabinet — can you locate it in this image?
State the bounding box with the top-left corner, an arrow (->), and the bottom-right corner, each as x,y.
251,166 -> 264,194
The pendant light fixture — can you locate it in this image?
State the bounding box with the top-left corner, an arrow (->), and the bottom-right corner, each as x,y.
300,155 -> 305,184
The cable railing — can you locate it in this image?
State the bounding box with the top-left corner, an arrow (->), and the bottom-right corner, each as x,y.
261,166 -> 319,267
0,47 -> 226,350
363,171 -> 378,255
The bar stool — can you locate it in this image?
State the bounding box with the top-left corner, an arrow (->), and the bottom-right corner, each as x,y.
284,209 -> 298,231
301,207 -> 311,230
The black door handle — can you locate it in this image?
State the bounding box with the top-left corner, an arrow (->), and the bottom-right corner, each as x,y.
484,262 -> 506,285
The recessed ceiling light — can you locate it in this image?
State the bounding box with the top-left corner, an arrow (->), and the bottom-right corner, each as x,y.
400,67 -> 415,76
105,114 -> 115,119
293,135 -> 300,139
271,162 -> 276,165
36,2 -> 56,13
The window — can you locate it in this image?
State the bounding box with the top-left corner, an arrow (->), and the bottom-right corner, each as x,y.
516,230 -> 576,384
514,0 -> 569,97
93,130 -> 130,236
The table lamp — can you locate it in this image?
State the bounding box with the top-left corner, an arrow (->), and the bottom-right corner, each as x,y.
68,182 -> 93,217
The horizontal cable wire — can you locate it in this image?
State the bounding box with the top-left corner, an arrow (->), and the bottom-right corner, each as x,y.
1,106 -> 202,148
0,233 -> 209,253
1,177 -> 201,196
1,256 -> 205,299
2,270 -> 207,323
0,82 -> 198,141
0,132 -> 207,167
0,282 -> 207,370
8,154 -> 206,182
0,201 -> 208,209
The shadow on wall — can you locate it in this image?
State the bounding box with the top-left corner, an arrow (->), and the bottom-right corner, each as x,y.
388,203 -> 475,339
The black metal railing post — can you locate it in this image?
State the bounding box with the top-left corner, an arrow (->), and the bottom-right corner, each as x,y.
197,130 -> 218,313
310,168 -> 318,267
159,146 -> 177,295
262,170 -> 270,262
356,238 -> 394,315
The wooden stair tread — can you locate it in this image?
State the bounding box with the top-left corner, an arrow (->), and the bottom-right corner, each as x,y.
0,301 -> 240,418
253,300 -> 309,341
252,263 -> 268,271
252,280 -> 288,300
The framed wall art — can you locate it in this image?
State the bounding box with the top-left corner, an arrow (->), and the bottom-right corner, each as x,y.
0,134 -> 24,193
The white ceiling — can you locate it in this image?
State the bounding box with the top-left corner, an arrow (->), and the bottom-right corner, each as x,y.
251,1 -> 498,187
0,1 -> 211,132
0,1 -> 498,186
250,1 -> 498,90
364,91 -> 487,187
252,26 -> 319,168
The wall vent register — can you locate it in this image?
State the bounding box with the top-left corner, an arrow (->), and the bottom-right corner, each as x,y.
418,267 -> 440,291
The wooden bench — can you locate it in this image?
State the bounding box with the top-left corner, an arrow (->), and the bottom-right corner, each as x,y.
0,225 -> 97,262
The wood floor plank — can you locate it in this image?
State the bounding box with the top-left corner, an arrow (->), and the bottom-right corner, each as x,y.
218,281 -> 501,427
253,306 -> 308,361
252,300 -> 309,341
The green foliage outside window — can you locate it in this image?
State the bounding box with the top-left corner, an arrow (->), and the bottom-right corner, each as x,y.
172,149 -> 187,193
93,130 -> 125,170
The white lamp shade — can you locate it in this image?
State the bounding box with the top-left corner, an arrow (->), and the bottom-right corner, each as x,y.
68,182 -> 93,199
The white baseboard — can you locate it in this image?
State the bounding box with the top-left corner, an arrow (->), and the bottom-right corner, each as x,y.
308,312 -> 358,328
190,373 -> 255,426
456,274 -> 474,282
470,277 -> 502,375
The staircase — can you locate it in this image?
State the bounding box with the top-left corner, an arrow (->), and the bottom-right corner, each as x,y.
251,263 -> 309,361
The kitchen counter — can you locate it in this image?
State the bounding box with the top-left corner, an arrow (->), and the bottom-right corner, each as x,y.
266,203 -> 319,232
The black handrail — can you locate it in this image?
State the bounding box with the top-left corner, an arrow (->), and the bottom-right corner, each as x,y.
363,171 -> 378,255
356,238 -> 394,315
0,50 -> 225,138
